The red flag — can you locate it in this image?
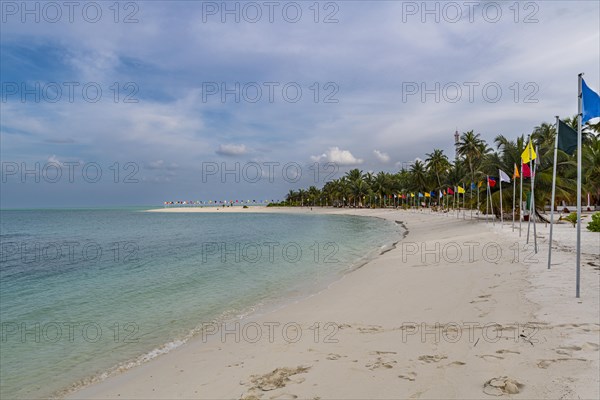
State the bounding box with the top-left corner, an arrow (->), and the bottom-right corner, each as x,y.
521,163 -> 532,178
447,187 -> 454,195
488,177 -> 496,187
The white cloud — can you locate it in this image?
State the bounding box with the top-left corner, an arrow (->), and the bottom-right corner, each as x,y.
373,150 -> 390,163
146,160 -> 179,170
311,147 -> 363,166
216,144 -> 248,156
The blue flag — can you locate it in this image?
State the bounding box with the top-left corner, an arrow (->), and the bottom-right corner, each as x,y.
582,78 -> 600,123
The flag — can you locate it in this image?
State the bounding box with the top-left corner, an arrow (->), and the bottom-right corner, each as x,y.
458,186 -> 465,194
443,190 -> 447,195
430,191 -> 435,197
557,119 -> 578,155
499,169 -> 511,183
478,181 -> 483,188
425,192 -> 431,198
439,191 -> 443,198
582,78 -> 600,123
488,177 -> 496,187
410,193 -> 415,198
418,192 -> 424,198
447,187 -> 454,195
522,162 -> 532,178
471,182 -> 476,190
513,164 -> 520,179
521,140 -> 537,164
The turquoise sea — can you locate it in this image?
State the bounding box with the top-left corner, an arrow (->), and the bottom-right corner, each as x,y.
0,208 -> 403,399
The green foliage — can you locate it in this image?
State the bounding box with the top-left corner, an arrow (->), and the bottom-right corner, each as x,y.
277,122 -> 600,209
587,212 -> 600,232
563,212 -> 578,227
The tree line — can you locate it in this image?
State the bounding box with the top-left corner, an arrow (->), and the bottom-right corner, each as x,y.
278,118 -> 600,213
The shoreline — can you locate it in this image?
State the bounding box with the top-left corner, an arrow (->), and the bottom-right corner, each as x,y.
69,208 -> 599,399
56,209 -> 403,399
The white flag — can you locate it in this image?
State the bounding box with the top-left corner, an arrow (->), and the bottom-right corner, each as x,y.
499,169 -> 511,183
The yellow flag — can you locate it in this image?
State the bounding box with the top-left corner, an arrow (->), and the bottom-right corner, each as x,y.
513,164 -> 520,179
425,192 -> 431,198
458,186 -> 465,194
477,181 -> 483,188
410,193 -> 415,197
521,140 -> 537,164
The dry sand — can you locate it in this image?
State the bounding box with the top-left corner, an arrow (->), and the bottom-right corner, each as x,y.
69,207 -> 599,399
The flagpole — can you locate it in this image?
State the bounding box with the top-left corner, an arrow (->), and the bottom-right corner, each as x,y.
532,145 -> 539,253
499,171 -> 504,226
489,178 -> 494,226
512,164 -> 516,232
526,136 -> 533,244
486,177 -> 489,224
519,162 -> 523,236
548,117 -> 559,269
470,183 -> 473,219
463,186 -> 466,220
456,186 -> 459,219
477,183 -> 480,219
576,73 -> 583,298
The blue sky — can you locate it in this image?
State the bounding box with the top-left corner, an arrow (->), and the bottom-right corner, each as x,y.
1,0 -> 599,207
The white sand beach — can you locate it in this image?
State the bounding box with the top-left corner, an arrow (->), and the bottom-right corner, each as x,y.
69,207 -> 600,399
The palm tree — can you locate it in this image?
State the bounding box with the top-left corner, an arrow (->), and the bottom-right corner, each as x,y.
410,160 -> 427,193
372,172 -> 389,207
425,149 -> 450,189
456,130 -> 489,189
583,134 -> 600,205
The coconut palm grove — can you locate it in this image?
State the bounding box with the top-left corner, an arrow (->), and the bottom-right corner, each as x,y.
278,118 -> 600,217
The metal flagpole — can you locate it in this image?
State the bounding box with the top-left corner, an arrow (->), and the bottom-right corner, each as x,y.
456,186 -> 459,219
548,117 -> 560,269
470,183 -> 473,219
532,146 -> 539,253
519,162 -> 523,236
499,171 -> 503,226
486,177 -> 489,223
477,182 -> 480,218
512,164 -> 516,232
463,186 -> 466,219
526,137 -> 533,244
576,73 -> 583,298
489,178 -> 495,226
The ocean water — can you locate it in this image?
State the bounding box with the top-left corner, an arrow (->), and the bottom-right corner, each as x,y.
0,208 -> 403,399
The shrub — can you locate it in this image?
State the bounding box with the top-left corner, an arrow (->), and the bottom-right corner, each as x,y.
563,212 -> 578,227
587,212 -> 600,232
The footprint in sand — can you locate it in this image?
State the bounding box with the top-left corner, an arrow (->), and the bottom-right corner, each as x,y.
583,342 -> 600,351
555,345 -> 582,356
483,376 -> 524,395
477,354 -> 504,361
398,372 -> 417,381
358,325 -> 384,334
496,349 -> 520,355
447,361 -> 466,366
418,355 -> 447,363
268,393 -> 298,400
325,353 -> 345,360
537,358 -> 588,369
366,357 -> 397,370
245,366 -> 311,392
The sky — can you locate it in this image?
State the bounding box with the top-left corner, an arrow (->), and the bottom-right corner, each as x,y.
1,0 -> 599,207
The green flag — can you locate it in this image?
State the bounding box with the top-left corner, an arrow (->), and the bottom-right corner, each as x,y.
557,119 -> 577,155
